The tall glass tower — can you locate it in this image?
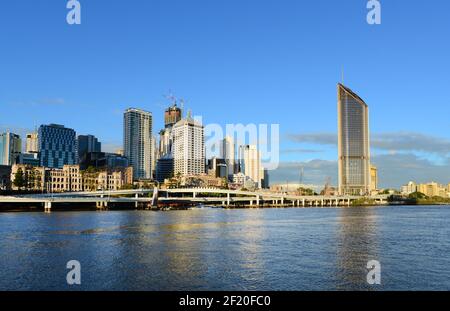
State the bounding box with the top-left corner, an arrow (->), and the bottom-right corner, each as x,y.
0,132 -> 22,165
38,124 -> 77,169
123,108 -> 153,180
337,83 -> 371,196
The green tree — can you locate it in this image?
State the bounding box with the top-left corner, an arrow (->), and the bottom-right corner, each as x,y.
408,192 -> 427,200
298,187 -> 315,196
13,168 -> 25,190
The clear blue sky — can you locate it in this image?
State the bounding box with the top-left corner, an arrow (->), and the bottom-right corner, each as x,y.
1,0 -> 449,188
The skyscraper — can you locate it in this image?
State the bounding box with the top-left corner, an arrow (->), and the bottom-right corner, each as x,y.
77,134 -> 101,161
221,136 -> 235,177
25,132 -> 39,154
337,83 -> 371,196
0,132 -> 22,166
164,104 -> 182,128
151,135 -> 158,179
238,145 -> 262,188
172,113 -> 205,176
38,124 -> 77,169
123,108 -> 153,180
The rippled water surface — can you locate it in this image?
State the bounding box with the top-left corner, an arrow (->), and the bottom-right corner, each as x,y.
1,206 -> 449,290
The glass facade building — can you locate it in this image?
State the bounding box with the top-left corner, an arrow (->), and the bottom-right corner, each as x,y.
77,134 -> 101,161
337,84 -> 371,196
123,108 -> 153,180
0,132 -> 22,166
38,124 -> 77,169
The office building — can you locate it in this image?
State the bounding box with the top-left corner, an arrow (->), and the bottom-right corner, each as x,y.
164,104 -> 182,128
172,114 -> 205,176
38,124 -> 77,169
370,165 -> 378,192
16,153 -> 40,166
221,136 -> 235,177
151,135 -> 158,179
401,181 -> 417,195
123,108 -> 153,180
337,83 -> 371,196
207,157 -> 227,179
0,165 -> 12,190
78,135 -> 101,161
0,132 -> 22,166
25,132 -> 39,154
238,145 -> 262,188
79,152 -> 129,170
156,154 -> 174,183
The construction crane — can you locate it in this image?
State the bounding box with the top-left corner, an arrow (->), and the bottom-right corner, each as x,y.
165,90 -> 177,106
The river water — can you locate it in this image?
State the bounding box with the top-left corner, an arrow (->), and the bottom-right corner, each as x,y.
0,206 -> 449,290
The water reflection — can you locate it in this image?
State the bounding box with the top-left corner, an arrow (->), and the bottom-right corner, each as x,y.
335,208 -> 380,290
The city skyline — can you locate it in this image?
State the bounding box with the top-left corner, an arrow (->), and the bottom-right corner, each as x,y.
1,1 -> 450,188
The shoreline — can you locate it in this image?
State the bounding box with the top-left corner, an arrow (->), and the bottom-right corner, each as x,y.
0,203 -> 449,213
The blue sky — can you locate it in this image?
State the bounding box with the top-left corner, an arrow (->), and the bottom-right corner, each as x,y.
1,0 -> 449,188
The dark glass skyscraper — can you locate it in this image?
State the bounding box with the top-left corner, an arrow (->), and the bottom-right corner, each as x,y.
337,84 -> 371,196
38,124 -> 77,169
77,134 -> 101,161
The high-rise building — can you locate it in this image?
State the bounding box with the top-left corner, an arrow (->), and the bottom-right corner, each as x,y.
207,157 -> 227,178
151,135 -> 158,179
159,128 -> 172,157
370,165 -> 378,192
337,83 -> 371,196
38,124 -> 77,169
123,108 -> 153,180
261,167 -> 269,189
172,114 -> 205,176
164,104 -> 182,128
238,145 -> 262,188
0,132 -> 22,166
78,135 -> 101,161
25,132 -> 39,154
79,152 -> 129,170
221,136 -> 235,177
156,154 -> 174,183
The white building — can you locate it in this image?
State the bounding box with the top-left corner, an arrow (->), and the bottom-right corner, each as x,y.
238,144 -> 262,188
25,132 -> 39,154
123,108 -> 153,180
401,181 -> 417,195
221,136 -> 235,177
0,132 -> 22,166
151,135 -> 158,179
172,114 -> 205,176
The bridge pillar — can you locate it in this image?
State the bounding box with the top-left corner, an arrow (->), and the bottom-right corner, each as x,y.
193,192 -> 197,198
347,198 -> 350,206
321,199 -> 324,207
227,193 -> 230,206
302,199 -> 305,207
44,201 -> 52,213
135,193 -> 139,208
256,195 -> 260,206
281,197 -> 284,206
